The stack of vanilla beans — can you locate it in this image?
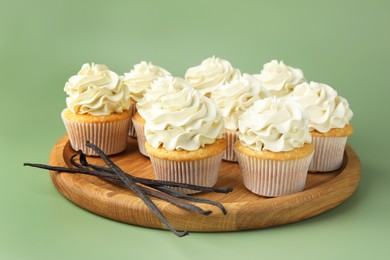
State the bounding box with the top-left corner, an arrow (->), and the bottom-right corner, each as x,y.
24,141 -> 233,237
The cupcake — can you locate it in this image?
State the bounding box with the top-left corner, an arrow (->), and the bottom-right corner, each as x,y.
142,76 -> 226,194
210,73 -> 269,162
62,63 -> 132,156
123,61 -> 171,137
234,97 -> 313,197
255,60 -> 306,97
185,56 -> 241,97
290,81 -> 353,172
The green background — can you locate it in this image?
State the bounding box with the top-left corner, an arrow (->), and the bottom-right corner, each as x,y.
1,0 -> 389,259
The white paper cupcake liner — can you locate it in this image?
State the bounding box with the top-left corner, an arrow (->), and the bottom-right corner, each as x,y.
309,136 -> 348,172
223,129 -> 239,162
149,152 -> 224,194
128,104 -> 138,137
61,111 -> 130,156
132,117 -> 148,157
235,149 -> 313,197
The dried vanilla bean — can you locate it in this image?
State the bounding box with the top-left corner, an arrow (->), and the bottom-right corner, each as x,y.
24,141 -> 233,237
72,150 -> 217,215
25,162 -> 212,216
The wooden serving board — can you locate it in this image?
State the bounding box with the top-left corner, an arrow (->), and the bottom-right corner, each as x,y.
49,135 -> 361,232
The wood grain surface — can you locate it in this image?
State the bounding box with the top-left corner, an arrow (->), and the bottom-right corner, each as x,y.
49,135 -> 361,232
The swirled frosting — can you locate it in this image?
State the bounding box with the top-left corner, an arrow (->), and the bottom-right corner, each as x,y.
238,97 -> 311,152
290,81 -> 353,133
184,56 -> 241,96
141,76 -> 224,151
210,73 -> 270,130
255,60 -> 305,97
123,61 -> 171,103
64,63 -> 130,116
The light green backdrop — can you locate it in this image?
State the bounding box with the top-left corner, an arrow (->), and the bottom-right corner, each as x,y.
1,0 -> 389,259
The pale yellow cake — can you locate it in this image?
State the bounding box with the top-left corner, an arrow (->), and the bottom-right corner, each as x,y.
234,142 -> 314,161
145,138 -> 227,162
310,124 -> 353,137
63,108 -> 132,124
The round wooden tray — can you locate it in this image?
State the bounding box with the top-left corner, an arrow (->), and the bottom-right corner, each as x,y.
49,135 -> 361,232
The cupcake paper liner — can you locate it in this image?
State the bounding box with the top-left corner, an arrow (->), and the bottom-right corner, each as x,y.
309,136 -> 348,172
149,152 -> 224,194
223,129 -> 239,162
128,104 -> 138,137
235,149 -> 313,197
61,112 -> 130,156
132,117 -> 149,157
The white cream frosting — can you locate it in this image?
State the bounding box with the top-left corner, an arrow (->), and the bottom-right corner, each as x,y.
64,63 -> 130,116
255,60 -> 305,97
290,81 -> 353,133
238,97 -> 311,152
142,76 -> 224,151
184,56 -> 241,96
210,73 -> 270,131
123,61 -> 171,103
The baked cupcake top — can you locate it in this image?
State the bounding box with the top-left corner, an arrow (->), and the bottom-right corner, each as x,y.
184,56 -> 241,96
142,76 -> 224,151
210,73 -> 270,131
255,60 -> 305,97
64,63 -> 130,116
290,81 -> 353,133
123,61 -> 171,103
238,97 -> 311,152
